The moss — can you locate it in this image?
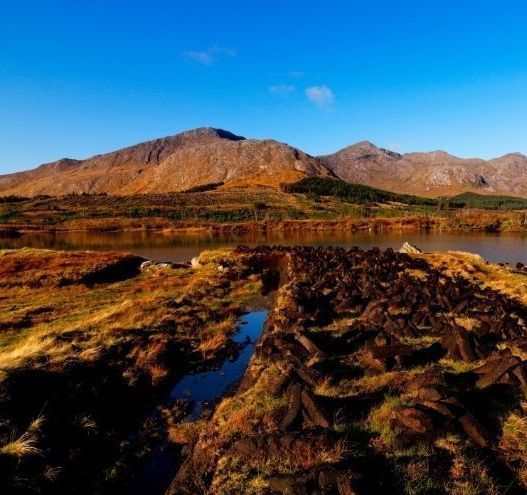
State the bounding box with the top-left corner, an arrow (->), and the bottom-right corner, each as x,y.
368,394 -> 407,447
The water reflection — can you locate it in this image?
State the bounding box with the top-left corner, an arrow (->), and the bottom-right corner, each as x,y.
2,230 -> 527,264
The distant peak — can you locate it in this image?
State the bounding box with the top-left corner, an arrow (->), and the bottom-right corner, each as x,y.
176,127 -> 245,141
492,152 -> 527,161
328,140 -> 401,160
352,140 -> 378,149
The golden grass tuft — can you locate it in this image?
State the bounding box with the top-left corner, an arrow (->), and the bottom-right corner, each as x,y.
367,394 -> 407,447
499,411 -> 527,487
0,431 -> 42,458
424,251 -> 527,305
315,371 -> 402,398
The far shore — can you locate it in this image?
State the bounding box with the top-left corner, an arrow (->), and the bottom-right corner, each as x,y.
3,214 -> 527,236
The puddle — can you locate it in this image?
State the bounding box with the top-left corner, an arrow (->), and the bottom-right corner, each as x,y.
125,310 -> 268,494
170,310 -> 268,420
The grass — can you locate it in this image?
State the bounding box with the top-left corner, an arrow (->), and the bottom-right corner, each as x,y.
367,394 -> 407,447
3,186 -> 527,235
0,248 -> 262,381
211,435 -> 348,494
0,246 -> 268,492
315,371 -> 402,398
437,358 -> 486,374
0,427 -> 42,458
499,411 -> 527,487
424,251 -> 527,305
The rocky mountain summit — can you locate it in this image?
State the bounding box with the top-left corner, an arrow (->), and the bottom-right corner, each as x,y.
0,128 -> 330,196
1,127 -> 527,197
320,142 -> 527,197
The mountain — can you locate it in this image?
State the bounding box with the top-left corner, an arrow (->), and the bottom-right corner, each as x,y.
318,142 -> 527,197
2,129 -> 527,197
0,128 -> 331,196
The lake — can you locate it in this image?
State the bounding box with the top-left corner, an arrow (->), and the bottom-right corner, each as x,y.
2,230 -> 527,264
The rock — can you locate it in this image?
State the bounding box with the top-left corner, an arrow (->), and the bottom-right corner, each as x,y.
474,353 -> 522,389
301,390 -> 330,428
190,257 -> 202,269
360,344 -> 413,373
279,384 -> 302,431
296,334 -> 326,357
419,400 -> 458,419
140,260 -> 155,271
417,386 -> 444,402
296,366 -> 323,386
398,242 -> 422,254
458,412 -> 489,448
393,406 -> 434,434
441,328 -> 482,362
510,364 -> 527,397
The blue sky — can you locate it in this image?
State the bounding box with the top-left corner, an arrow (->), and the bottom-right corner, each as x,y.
1,0 -> 527,173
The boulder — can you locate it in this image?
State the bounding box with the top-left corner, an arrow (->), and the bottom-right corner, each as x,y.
417,385 -> 444,402
398,242 -> 423,254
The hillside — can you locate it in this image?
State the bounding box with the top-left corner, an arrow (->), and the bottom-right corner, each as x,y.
319,141 -> 527,197
0,128 -> 331,196
2,128 -> 527,198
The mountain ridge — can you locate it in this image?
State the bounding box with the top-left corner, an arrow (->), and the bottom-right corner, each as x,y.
1,127 -> 527,198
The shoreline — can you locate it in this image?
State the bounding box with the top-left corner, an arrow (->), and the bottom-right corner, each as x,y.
3,215 -> 527,236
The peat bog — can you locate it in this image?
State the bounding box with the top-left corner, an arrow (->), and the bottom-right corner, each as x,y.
2,246 -> 527,494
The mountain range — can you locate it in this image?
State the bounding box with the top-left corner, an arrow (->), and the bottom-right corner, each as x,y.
1,127 -> 527,198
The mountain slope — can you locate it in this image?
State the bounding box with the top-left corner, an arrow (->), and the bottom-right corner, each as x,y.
3,129 -> 527,198
319,142 -> 527,197
0,128 -> 331,196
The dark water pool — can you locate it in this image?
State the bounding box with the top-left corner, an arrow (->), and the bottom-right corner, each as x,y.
170,310 -> 268,420
126,310 -> 268,494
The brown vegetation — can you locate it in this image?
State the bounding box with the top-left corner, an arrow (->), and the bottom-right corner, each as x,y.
0,247 -> 264,493
4,245 -> 527,494
170,246 -> 527,495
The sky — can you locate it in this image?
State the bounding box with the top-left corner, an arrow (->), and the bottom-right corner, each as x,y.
1,0 -> 527,173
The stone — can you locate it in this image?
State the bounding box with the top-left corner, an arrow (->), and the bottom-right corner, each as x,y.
301,390 -> 330,428
140,260 -> 155,271
417,386 -> 444,402
417,400 -> 458,420
190,257 -> 202,269
398,242 -> 423,254
474,354 -> 522,389
441,328 -> 482,362
279,384 -> 302,431
458,412 -> 489,448
296,334 -> 326,357
394,406 -> 434,434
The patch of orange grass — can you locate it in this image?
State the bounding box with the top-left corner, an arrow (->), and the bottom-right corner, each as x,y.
423,251 -> 527,305
0,248 -> 140,288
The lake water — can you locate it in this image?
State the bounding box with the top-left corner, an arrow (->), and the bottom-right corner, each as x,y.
2,230 -> 527,264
